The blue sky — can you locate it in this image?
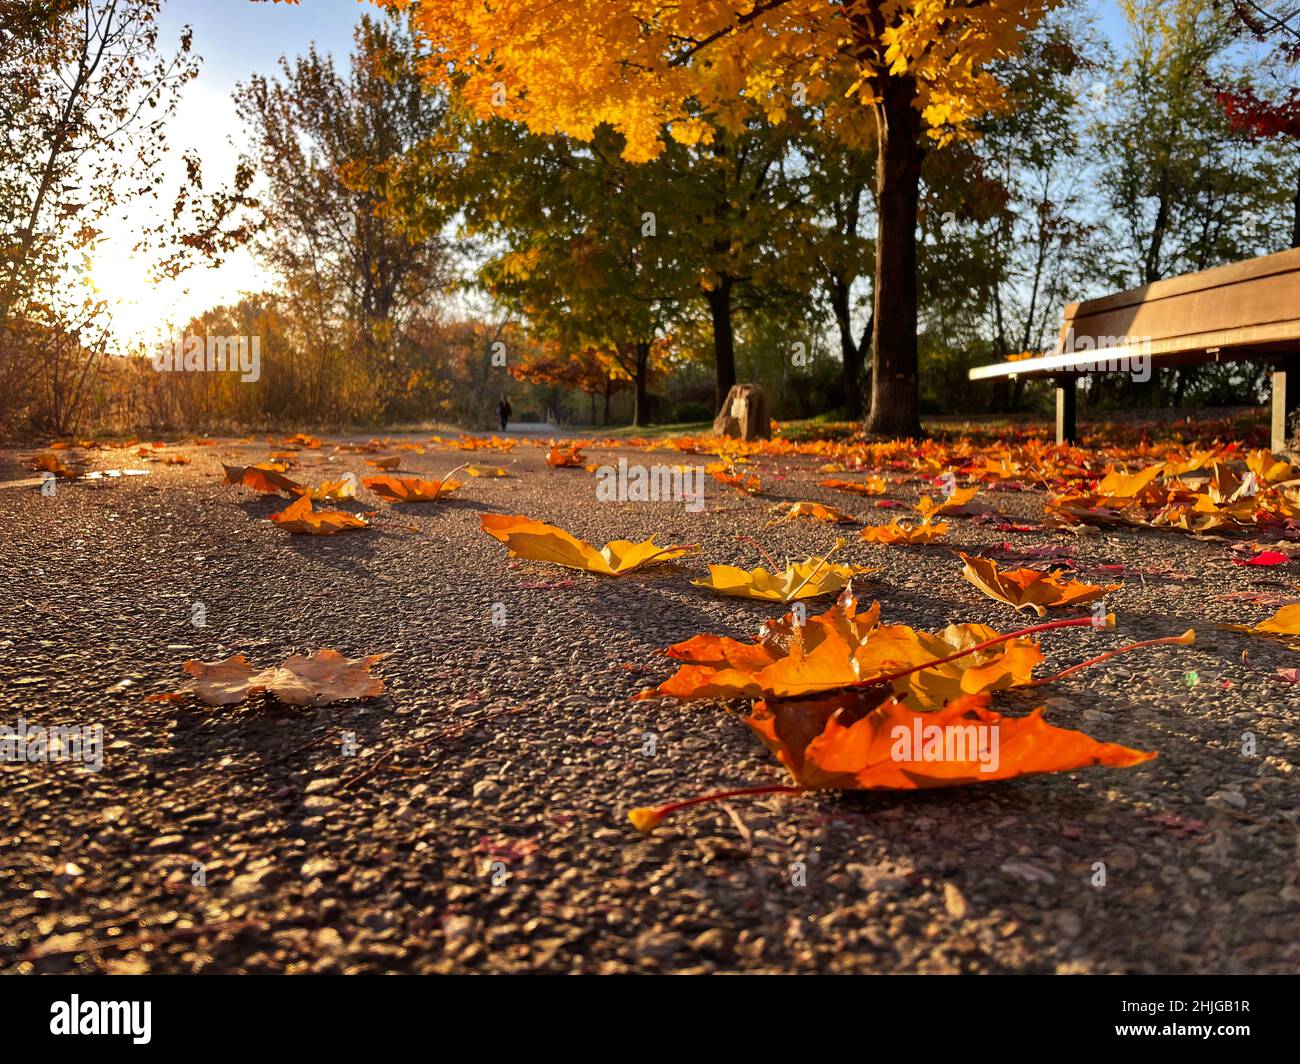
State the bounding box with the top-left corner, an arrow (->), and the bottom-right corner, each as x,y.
160,0 -> 370,88
96,0 -> 1134,348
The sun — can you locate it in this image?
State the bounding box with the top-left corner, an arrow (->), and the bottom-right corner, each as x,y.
79,233 -> 268,355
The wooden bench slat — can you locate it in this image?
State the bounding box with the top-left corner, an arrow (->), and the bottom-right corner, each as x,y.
966,248 -> 1300,450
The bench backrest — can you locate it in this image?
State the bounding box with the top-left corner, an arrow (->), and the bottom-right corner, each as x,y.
1059,246 -> 1300,358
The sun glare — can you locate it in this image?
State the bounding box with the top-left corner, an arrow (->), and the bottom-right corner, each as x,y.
82,236 -> 266,355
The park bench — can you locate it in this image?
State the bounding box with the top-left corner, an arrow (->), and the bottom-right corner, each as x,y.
968,247 -> 1300,451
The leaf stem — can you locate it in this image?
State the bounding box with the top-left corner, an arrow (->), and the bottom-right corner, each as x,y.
433,463 -> 468,501
630,784 -> 803,832
1025,630 -> 1195,687
735,533 -> 780,570
785,537 -> 848,601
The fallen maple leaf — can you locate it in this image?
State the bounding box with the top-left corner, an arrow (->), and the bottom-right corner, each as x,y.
546,444 -> 584,467
363,474 -> 462,503
31,453 -> 74,477
222,463 -> 302,495
768,501 -> 858,524
294,478 -> 357,502
959,552 -> 1119,616
466,465 -> 511,477
629,692 -> 1157,832
181,649 -> 385,706
1232,551 -> 1288,567
708,462 -> 762,494
691,556 -> 878,603
366,456 -> 402,470
270,494 -> 369,535
916,485 -> 980,521
748,692 -> 1156,790
860,519 -> 949,544
1246,449 -> 1296,485
1095,463 -> 1166,500
481,514 -> 697,576
819,477 -> 886,497
1227,602 -> 1300,643
640,593 -> 1049,706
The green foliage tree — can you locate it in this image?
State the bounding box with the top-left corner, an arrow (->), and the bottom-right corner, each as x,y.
233,13 -> 454,420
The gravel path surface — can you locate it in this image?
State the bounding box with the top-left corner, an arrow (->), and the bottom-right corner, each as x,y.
2,433 -> 1298,974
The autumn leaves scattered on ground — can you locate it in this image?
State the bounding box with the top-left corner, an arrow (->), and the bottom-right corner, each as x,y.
24,428 -> 1300,836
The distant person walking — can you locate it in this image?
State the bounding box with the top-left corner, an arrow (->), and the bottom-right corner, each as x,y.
497,395 -> 512,432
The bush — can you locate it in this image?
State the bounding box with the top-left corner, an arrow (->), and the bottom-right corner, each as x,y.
672,401 -> 714,423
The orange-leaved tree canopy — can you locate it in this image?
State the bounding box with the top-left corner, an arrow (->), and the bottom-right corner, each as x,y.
276,0 -> 1055,436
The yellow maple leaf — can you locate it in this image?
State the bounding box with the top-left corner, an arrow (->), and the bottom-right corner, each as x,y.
860,519 -> 948,544
768,501 -> 858,525
691,557 -> 878,604
915,485 -> 979,521
295,478 -> 356,502
1226,603 -> 1300,647
480,514 -> 697,576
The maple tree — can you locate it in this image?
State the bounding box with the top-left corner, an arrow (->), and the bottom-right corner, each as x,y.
454,115 -> 801,424
509,343 -> 634,427
351,0 -> 1055,437
788,108 -> 879,418
964,8 -> 1100,411
447,119 -> 684,426
1215,0 -> 1300,246
0,0 -> 200,434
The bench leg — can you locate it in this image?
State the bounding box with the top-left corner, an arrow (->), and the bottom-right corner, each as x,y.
1271,369 -> 1298,453
1055,378 -> 1078,446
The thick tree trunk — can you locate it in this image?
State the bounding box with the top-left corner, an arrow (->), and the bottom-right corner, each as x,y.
829,278 -> 864,419
706,280 -> 736,413
865,74 -> 924,439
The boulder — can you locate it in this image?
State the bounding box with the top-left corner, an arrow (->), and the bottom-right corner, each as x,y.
712,384 -> 770,441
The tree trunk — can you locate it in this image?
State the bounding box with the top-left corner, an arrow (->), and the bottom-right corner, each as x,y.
633,340 -> 651,426
706,280 -> 736,413
1144,192 -> 1170,285
829,277 -> 864,419
1292,165 -> 1300,250
865,74 -> 924,439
